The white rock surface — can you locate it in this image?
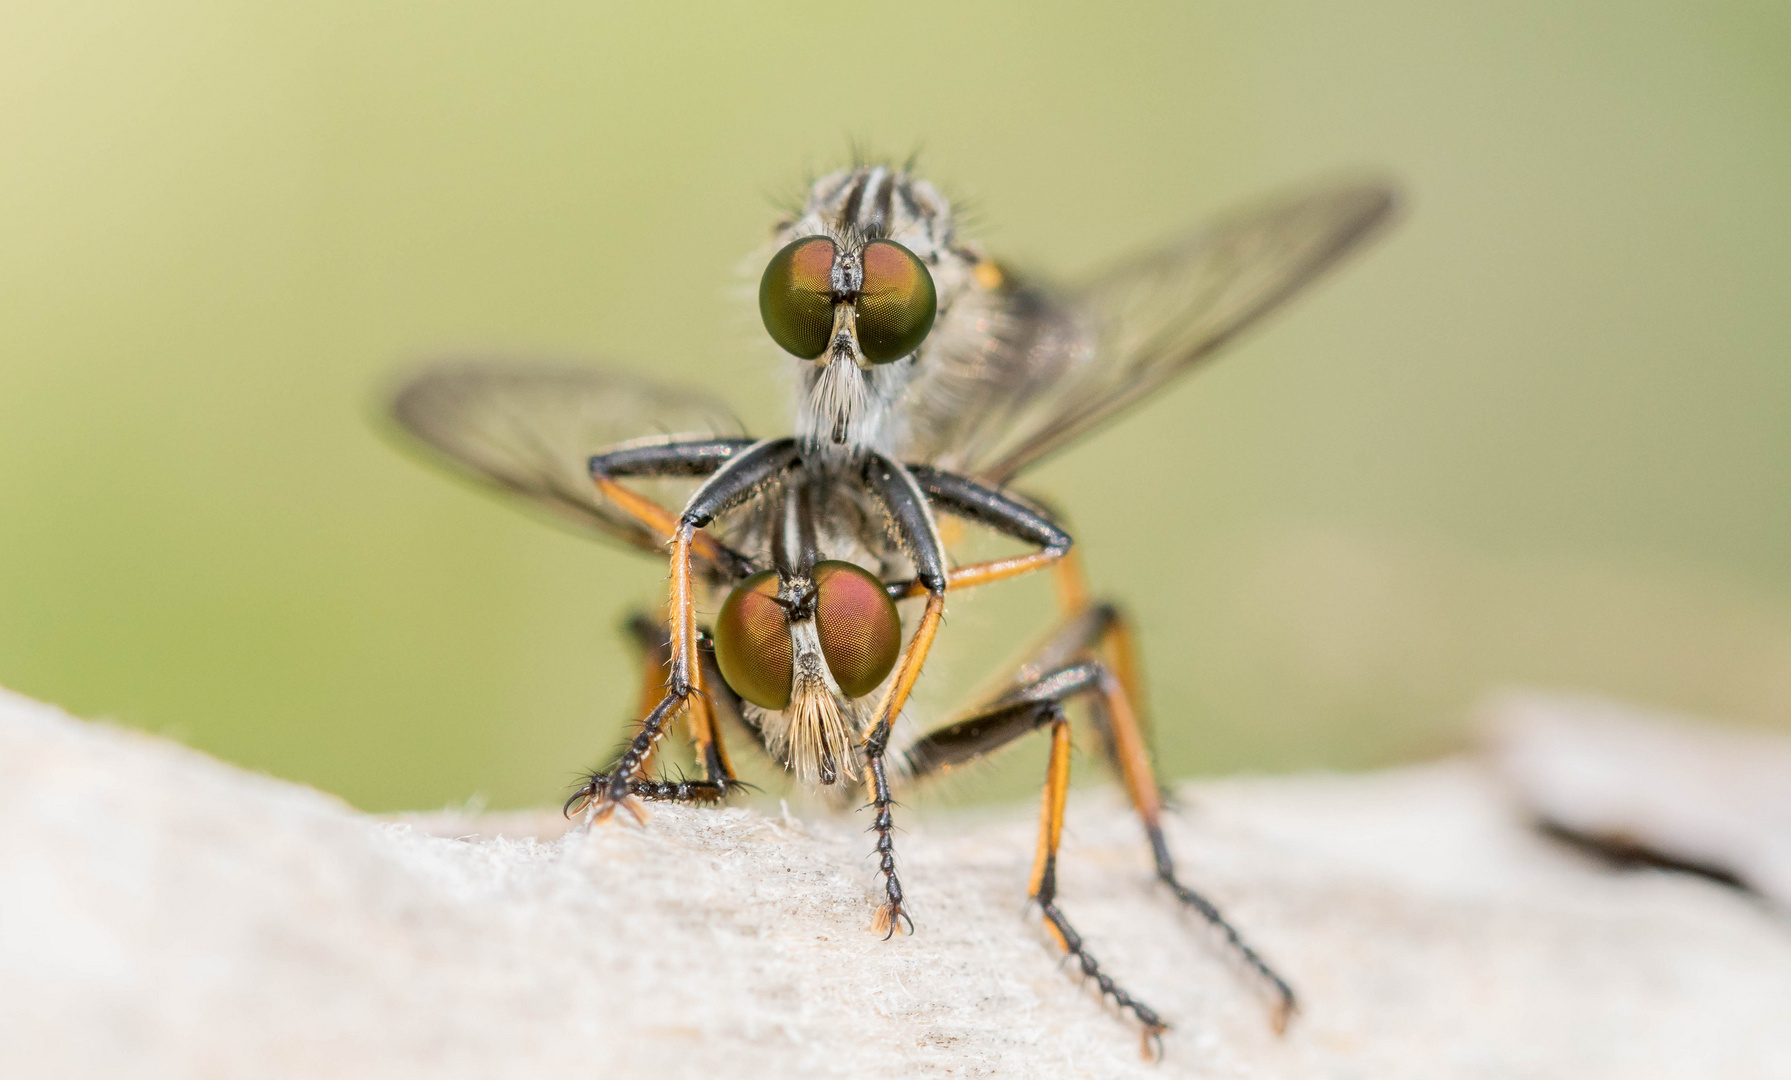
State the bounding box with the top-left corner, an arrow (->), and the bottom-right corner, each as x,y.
1,686 -> 1786,1079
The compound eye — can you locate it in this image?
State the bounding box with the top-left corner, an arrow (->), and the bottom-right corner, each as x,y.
759,236 -> 838,360
812,561 -> 901,698
855,239 -> 937,363
713,570 -> 793,710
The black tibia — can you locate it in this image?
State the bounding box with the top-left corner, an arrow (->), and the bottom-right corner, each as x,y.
904,464 -> 1071,554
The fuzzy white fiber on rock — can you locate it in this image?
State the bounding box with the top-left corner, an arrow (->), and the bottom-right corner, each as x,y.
1,685 -> 1787,1079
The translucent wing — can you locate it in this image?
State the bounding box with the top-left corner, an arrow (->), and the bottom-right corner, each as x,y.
385,360 -> 747,556
915,180 -> 1398,485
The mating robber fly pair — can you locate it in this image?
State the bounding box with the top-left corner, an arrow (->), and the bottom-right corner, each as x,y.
388,161 -> 1396,1053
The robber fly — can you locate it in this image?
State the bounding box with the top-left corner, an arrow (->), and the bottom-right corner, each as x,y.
387,162 -> 1396,1054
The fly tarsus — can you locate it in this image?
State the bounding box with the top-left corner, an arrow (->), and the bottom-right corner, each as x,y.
563,776 -> 648,825
1040,902 -> 1170,1061
863,728 -> 913,938
566,773 -> 746,815
869,802 -> 912,938
564,689 -> 692,824
1149,829 -> 1298,1032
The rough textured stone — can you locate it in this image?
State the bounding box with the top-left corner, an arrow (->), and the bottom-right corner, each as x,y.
2,687 -> 1785,1079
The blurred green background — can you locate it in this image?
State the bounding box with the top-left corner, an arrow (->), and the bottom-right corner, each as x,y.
2,2 -> 1787,811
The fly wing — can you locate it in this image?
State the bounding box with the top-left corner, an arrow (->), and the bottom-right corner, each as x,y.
385,360 -> 748,556
923,180 -> 1397,486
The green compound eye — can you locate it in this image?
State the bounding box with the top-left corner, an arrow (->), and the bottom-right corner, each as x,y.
811,561 -> 901,698
713,570 -> 793,710
855,239 -> 937,363
759,236 -> 838,360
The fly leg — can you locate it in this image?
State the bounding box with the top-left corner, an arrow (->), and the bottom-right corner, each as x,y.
586,436 -> 760,579
564,614 -> 755,816
997,558 -> 1300,1032
622,607 -> 780,777
569,437 -> 801,823
1033,716 -> 1169,1062
860,461 -> 1076,936
857,455 -> 947,937
899,662 -> 1168,1057
624,611 -> 675,731
694,631 -> 771,778
882,465 -> 1072,600
1041,542 -> 1166,811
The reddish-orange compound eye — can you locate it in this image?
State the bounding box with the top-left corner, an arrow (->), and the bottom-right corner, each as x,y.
759,236 -> 838,360
812,561 -> 901,698
713,570 -> 793,710
856,239 -> 937,363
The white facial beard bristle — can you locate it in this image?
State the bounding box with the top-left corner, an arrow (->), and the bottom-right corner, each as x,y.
785,678 -> 858,787
801,355 -> 870,452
